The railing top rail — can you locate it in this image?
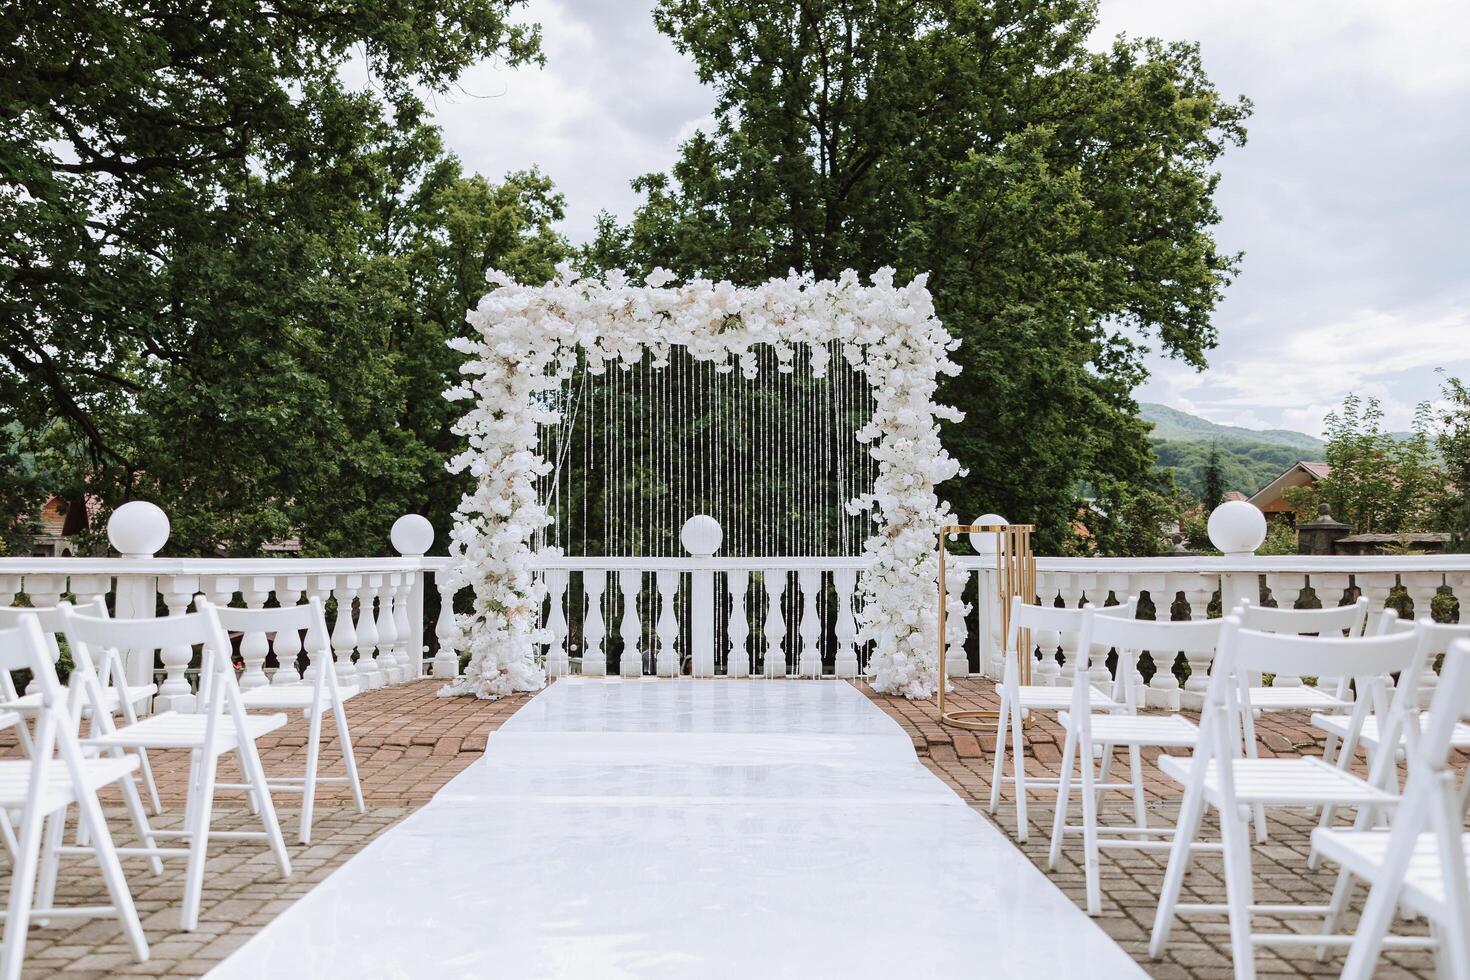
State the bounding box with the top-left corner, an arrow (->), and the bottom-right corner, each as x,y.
0,556 -> 435,578
954,555 -> 1470,574
528,555 -> 873,572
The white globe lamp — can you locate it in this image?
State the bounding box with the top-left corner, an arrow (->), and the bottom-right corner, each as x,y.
391,514 -> 435,557
969,513 -> 1008,555
107,501 -> 170,558
680,515 -> 723,557
1207,500 -> 1267,557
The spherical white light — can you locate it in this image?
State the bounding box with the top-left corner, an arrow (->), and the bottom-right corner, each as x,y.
1207,500 -> 1267,556
680,515 -> 723,557
391,514 -> 435,556
107,501 -> 170,557
969,514 -> 1008,554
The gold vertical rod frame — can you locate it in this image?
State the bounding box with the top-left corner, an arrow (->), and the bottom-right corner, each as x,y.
936,522 -> 1035,731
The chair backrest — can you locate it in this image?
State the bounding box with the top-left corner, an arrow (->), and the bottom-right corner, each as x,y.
1085,607 -> 1222,712
1235,597 -> 1370,638
0,598 -> 109,701
211,597 -> 333,694
0,615 -> 63,706
1220,620 -> 1423,685
61,601 -> 239,730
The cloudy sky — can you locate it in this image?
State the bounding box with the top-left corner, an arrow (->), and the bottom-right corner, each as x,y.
415,0 -> 1470,438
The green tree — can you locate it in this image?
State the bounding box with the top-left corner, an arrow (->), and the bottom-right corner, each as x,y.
1298,394 -> 1444,535
1,1 -> 558,555
1434,373 -> 1470,550
1201,443 -> 1224,512
587,0 -> 1249,554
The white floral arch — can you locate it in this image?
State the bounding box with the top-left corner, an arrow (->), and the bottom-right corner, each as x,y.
441,265 -> 964,700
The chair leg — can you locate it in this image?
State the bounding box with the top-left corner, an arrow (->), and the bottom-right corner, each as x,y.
1316,866 -> 1356,961
238,735 -> 292,879
300,702 -> 324,844
988,690 -> 1010,815
35,808 -> 67,921
2,801 -> 49,980
0,811 -> 16,858
73,779 -> 148,962
180,748 -> 219,931
1149,783 -> 1207,958
1128,745 -> 1148,841
1010,696 -> 1029,841
1220,803 -> 1258,980
135,746 -> 162,815
113,759 -> 164,876
332,698 -> 365,814
1048,724 -> 1077,870
1095,740 -> 1114,809
235,744 -> 261,815
1241,711 -> 1269,843
1078,729 -> 1102,916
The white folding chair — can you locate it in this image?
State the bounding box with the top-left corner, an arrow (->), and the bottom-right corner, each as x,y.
0,614 -> 147,980
1149,617 -> 1431,979
1312,637 -> 1470,980
60,599 -> 293,930
1047,612 -> 1216,915
988,598 -> 1132,840
217,598 -> 365,843
0,600 -> 162,813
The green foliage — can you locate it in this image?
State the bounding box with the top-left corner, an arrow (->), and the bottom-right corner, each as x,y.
1309,394 -> 1444,535
1,0 -> 563,555
588,0 -> 1249,555
1201,444 -> 1224,513
1070,473 -> 1190,558
1434,374 -> 1470,550
1151,435 -> 1303,499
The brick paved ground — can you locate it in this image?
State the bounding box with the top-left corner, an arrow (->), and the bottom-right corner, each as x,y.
8,676 -> 1459,978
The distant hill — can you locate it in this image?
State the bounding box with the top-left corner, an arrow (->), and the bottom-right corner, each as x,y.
1140,404 -> 1324,500
1140,403 -> 1325,453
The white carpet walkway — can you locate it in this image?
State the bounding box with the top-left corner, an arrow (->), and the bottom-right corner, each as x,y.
209,679 -> 1146,979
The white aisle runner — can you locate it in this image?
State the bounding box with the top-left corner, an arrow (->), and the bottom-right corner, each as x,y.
210,679 -> 1145,979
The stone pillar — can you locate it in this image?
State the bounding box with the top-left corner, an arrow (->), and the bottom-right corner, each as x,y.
1298,504 -> 1352,556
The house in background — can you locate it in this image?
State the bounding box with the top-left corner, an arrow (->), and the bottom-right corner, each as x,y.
1247,460 -> 1329,518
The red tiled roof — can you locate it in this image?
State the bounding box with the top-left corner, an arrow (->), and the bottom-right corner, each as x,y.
1300,461 -> 1330,479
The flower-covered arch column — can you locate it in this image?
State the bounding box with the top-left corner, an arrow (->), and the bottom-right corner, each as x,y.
441,266 -> 964,700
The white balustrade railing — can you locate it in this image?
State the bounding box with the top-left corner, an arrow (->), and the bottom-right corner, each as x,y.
5,505 -> 1468,696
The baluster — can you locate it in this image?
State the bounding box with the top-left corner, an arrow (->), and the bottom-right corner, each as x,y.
19,576 -> 64,695
375,575 -> 400,685
432,577 -> 462,679
833,568 -> 859,678
395,571 -> 417,679
270,576 -> 307,685
1169,574 -> 1212,710
725,570 -> 750,677
942,563 -> 970,679
331,575 -> 361,683
1264,573 -> 1306,687
762,569 -> 786,678
795,569 -> 822,677
1052,575 -> 1084,688
544,570 -> 570,678
355,574 -> 383,689
1405,572 -> 1444,703
1355,572 -> 1395,634
1310,571 -> 1353,695
236,577 -> 273,690
204,576 -> 239,695
155,576 -> 199,711
582,570 -> 607,675
619,570 -> 643,677
656,570 -> 680,677
303,577 -> 333,680
1078,574 -> 1111,688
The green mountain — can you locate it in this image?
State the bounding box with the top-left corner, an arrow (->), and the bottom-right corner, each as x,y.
1140,403 -> 1325,452
1140,404 -> 1324,500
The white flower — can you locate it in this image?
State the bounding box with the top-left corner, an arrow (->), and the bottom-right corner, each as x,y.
441,267 -> 962,700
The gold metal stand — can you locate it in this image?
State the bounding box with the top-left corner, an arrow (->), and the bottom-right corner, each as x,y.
936,523 -> 1036,731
